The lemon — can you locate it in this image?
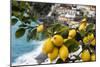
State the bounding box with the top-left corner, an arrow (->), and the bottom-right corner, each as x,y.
79,18 -> 87,31
68,29 -> 76,38
79,22 -> 87,31
83,36 -> 89,44
37,24 -> 44,32
42,38 -> 54,54
81,18 -> 87,22
59,45 -> 69,61
81,49 -> 90,62
87,33 -> 94,41
51,35 -> 64,47
91,53 -> 96,61
48,47 -> 58,62
91,38 -> 96,46
68,36 -> 72,39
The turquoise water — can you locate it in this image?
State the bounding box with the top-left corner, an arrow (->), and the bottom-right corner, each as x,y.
11,21 -> 39,63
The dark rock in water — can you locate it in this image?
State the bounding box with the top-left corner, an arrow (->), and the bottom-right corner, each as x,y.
35,53 -> 48,64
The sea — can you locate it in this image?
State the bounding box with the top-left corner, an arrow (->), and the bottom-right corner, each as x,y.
11,20 -> 40,63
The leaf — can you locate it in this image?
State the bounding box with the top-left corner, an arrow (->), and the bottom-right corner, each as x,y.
26,29 -> 32,41
64,39 -> 80,53
60,26 -> 69,38
20,1 -> 26,9
56,58 -> 70,63
75,56 -> 81,60
12,11 -> 23,21
24,20 -> 31,24
19,24 -> 27,27
75,32 -> 82,41
11,18 -> 18,25
15,28 -> 25,38
22,16 -> 31,24
86,23 -> 94,32
52,23 -> 61,32
61,30 -> 68,39
56,58 -> 65,63
79,30 -> 86,37
27,28 -> 37,41
31,29 -> 37,40
12,0 -> 18,7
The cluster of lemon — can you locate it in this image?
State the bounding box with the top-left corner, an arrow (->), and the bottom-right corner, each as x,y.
83,33 -> 96,46
42,35 -> 69,62
79,18 -> 96,62
41,29 -> 77,62
81,32 -> 96,62
81,49 -> 96,62
36,18 -> 96,62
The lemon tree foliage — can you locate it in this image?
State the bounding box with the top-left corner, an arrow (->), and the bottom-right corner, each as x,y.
64,39 -> 79,52
11,1 -> 96,63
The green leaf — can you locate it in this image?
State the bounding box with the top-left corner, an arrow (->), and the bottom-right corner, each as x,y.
22,16 -> 31,23
24,20 -> 31,24
60,26 -> 69,38
75,32 -> 82,41
11,18 -> 18,25
12,0 -> 19,7
12,11 -> 23,20
64,39 -> 80,53
20,1 -> 26,9
86,23 -> 94,32
19,24 -> 27,27
74,55 -> 81,60
56,58 -> 69,63
56,58 -> 65,63
61,30 -> 68,39
79,30 -> 86,37
15,28 -> 25,38
52,23 -> 61,32
31,29 -> 37,40
26,29 -> 32,41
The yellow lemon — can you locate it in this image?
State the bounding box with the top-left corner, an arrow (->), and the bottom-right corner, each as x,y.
37,24 -> 44,32
59,45 -> 69,61
79,18 -> 87,31
87,33 -> 94,41
91,38 -> 96,46
42,38 -> 54,54
79,22 -> 87,31
68,36 -> 72,39
81,18 -> 87,22
68,29 -> 76,38
83,36 -> 89,44
48,47 -> 58,62
91,53 -> 96,61
81,49 -> 90,62
51,35 -> 64,47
